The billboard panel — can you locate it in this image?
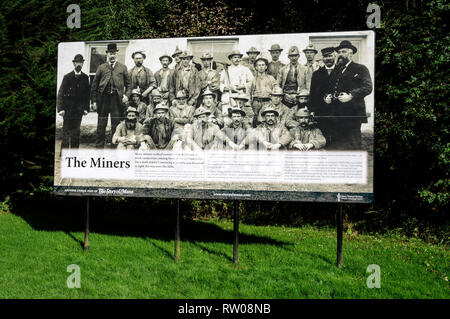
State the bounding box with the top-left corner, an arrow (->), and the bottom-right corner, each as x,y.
54,31 -> 374,203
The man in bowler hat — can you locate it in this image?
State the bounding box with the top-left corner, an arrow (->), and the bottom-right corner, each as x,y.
57,54 -> 90,149
91,43 -> 131,148
325,40 -> 372,150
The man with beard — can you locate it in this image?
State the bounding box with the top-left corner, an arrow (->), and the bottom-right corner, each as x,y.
285,89 -> 311,129
253,106 -> 292,151
309,47 -> 338,147
128,51 -> 156,105
302,44 -> 320,91
112,107 -> 144,150
325,40 -> 373,150
256,86 -> 289,127
199,87 -> 224,128
267,44 -> 285,80
241,47 -> 260,76
169,91 -> 195,130
222,107 -> 251,150
128,89 -> 148,124
169,50 -> 200,107
288,107 -> 326,151
154,53 -> 173,104
198,52 -> 220,103
91,43 -> 131,148
250,54 -> 277,127
184,107 -> 225,151
57,54 -> 90,150
140,103 -> 182,150
172,46 -> 183,72
277,46 -> 307,109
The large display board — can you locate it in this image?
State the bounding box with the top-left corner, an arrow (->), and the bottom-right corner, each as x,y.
54,31 -> 374,203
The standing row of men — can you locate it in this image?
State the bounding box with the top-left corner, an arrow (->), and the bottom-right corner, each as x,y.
57,40 -> 372,151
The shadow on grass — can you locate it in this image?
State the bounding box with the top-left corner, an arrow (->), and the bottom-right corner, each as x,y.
8,194 -> 289,250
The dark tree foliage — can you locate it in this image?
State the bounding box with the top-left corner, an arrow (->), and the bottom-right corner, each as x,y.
0,0 -> 448,241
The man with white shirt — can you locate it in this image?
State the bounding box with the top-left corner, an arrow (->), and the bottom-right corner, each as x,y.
220,49 -> 254,97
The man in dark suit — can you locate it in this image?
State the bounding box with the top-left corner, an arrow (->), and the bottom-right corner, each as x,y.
91,43 -> 131,148
325,40 -> 373,150
57,54 -> 90,149
309,47 -> 338,148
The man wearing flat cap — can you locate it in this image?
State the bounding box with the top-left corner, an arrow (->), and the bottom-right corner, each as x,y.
252,106 -> 292,151
128,51 -> 156,104
250,54 -> 278,127
303,43 -> 320,91
326,40 -> 373,150
241,47 -> 260,76
309,46 -> 338,147
57,54 -> 90,150
267,44 -> 285,80
277,46 -> 307,108
169,50 -> 200,107
154,53 -> 173,104
112,106 -> 144,150
91,43 -> 131,148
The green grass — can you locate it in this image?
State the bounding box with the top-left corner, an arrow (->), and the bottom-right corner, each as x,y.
0,209 -> 448,299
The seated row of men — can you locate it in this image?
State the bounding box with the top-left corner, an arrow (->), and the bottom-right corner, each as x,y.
114,87 -> 326,151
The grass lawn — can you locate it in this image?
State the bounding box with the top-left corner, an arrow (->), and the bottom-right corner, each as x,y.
0,206 -> 448,299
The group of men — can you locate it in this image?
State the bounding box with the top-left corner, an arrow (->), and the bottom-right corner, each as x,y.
57,39 -> 372,152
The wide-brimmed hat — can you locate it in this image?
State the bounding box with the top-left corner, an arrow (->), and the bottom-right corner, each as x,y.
270,86 -> 284,96
153,103 -> 169,113
130,89 -> 142,97
200,52 -> 214,60
261,106 -> 279,117
201,87 -> 216,98
287,46 -> 300,56
297,89 -> 310,97
321,47 -> 336,56
302,44 -> 318,53
335,40 -> 357,53
295,107 -> 311,117
159,53 -> 173,64
229,107 -> 246,117
268,44 -> 283,52
126,106 -> 139,114
179,50 -> 193,59
246,47 -> 260,55
172,46 -> 182,57
151,89 -> 162,97
106,43 -> 118,53
232,92 -> 249,101
132,51 -> 146,59
72,54 -> 84,62
194,106 -> 211,117
228,50 -> 243,60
